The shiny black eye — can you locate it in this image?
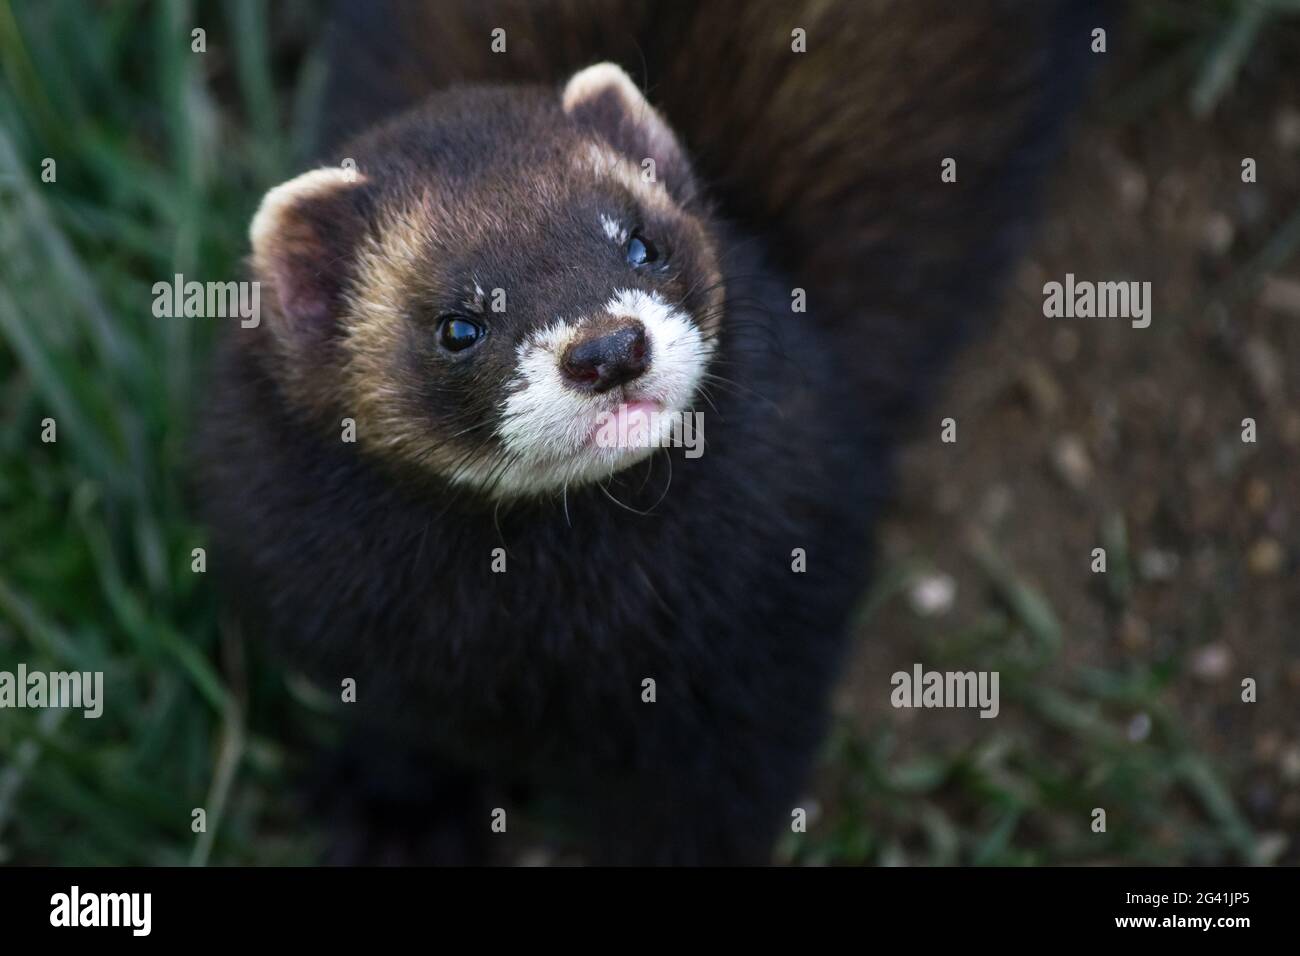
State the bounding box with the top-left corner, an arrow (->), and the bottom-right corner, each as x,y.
437,315 -> 485,352
626,232 -> 659,267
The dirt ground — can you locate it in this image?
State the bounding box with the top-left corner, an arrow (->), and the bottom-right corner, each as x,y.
825,44 -> 1300,863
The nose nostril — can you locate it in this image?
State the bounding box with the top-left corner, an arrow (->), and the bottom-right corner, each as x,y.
561,356 -> 601,384
560,320 -> 650,392
627,329 -> 648,367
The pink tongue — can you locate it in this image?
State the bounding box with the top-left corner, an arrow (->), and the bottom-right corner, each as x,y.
597,401 -> 659,448
617,401 -> 657,446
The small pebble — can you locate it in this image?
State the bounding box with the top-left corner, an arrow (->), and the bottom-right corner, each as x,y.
1103,147 -> 1149,212
1255,833 -> 1290,866
1020,360 -> 1062,416
1051,434 -> 1093,491
1260,276 -> 1300,317
1245,478 -> 1271,513
1127,712 -> 1152,742
979,484 -> 1014,527
1200,212 -> 1235,256
1255,732 -> 1282,763
1275,106 -> 1300,150
1281,745 -> 1300,785
801,798 -> 823,826
908,572 -> 957,617
1243,337 -> 1284,398
1247,537 -> 1284,576
1138,548 -> 1180,582
1190,643 -> 1232,682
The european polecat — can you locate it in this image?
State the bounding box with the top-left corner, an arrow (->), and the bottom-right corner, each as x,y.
200,1 -> 1097,864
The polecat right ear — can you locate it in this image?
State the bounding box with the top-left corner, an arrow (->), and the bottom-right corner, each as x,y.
249,166 -> 371,355
562,62 -> 696,204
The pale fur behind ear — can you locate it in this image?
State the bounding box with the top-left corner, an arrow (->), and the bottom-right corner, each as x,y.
562,62 -> 695,203
245,165 -> 372,416
249,167 -> 367,279
562,62 -> 647,115
248,166 -> 369,334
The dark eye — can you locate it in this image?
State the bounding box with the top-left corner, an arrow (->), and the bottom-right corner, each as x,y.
626,232 -> 659,268
437,315 -> 485,352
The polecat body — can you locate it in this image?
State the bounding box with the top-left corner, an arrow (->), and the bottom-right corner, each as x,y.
200,1 -> 1097,863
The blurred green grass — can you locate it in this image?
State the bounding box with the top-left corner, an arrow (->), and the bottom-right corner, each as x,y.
0,0 -> 324,865
0,0 -> 1287,865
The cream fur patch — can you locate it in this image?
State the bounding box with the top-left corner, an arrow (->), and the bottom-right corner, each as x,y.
490,288 -> 712,497
579,143 -> 675,216
600,214 -> 629,244
563,62 -> 682,200
249,166 -> 366,266
562,62 -> 645,116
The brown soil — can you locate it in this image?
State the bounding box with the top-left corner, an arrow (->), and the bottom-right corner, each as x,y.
830,39 -> 1300,863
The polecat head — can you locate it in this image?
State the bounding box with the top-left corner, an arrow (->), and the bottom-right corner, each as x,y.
248,63 -> 724,499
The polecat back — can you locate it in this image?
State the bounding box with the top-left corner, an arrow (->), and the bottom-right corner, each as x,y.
199,2 -> 1098,863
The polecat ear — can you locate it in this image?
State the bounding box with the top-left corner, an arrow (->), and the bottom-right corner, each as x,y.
249,166 -> 371,353
562,62 -> 696,204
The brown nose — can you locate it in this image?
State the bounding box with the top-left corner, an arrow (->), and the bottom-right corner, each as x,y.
560,321 -> 649,393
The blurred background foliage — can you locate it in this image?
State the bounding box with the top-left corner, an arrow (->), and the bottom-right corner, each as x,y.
0,0 -> 325,864
0,0 -> 1295,865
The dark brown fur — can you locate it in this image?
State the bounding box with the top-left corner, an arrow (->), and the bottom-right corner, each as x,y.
200,1 -> 1102,863
321,1 -> 1099,412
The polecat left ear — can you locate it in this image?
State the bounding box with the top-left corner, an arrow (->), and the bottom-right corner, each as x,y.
249,166 -> 371,357
245,166 -> 374,413
562,62 -> 696,204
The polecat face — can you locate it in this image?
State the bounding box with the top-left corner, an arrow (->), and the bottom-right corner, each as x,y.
248,64 -> 724,499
